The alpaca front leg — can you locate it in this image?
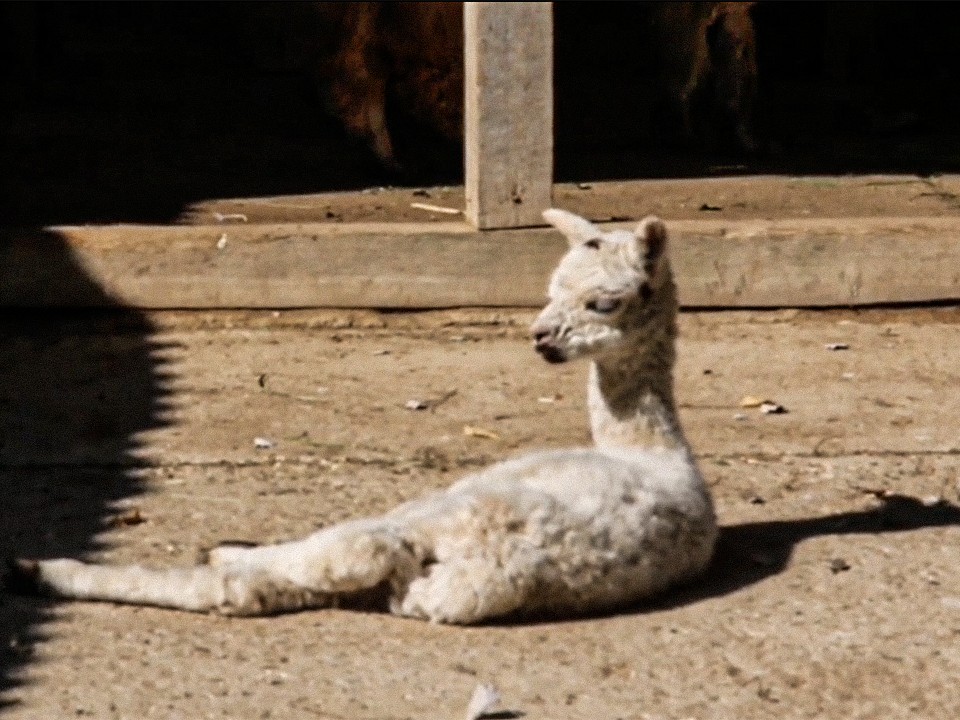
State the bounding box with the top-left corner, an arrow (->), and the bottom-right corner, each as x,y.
396,556 -> 531,625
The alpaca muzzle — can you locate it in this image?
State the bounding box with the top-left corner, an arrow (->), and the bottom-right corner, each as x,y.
532,329 -> 567,364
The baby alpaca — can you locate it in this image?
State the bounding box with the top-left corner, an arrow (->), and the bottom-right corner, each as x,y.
5,210 -> 717,624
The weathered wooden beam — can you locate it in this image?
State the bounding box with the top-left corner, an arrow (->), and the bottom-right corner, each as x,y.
2,218 -> 959,309
464,2 -> 553,229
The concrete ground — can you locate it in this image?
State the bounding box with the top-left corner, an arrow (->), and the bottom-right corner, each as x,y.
1,306 -> 959,719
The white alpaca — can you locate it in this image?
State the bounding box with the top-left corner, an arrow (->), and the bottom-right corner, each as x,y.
5,210 -> 716,624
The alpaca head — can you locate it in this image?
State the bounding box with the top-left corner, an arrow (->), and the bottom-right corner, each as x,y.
530,209 -> 672,364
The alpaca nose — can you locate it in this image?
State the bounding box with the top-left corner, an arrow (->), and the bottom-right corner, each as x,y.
530,326 -> 554,346
530,324 -> 566,363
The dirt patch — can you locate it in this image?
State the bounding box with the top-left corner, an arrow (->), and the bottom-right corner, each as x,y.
2,308 -> 959,719
180,175 -> 960,226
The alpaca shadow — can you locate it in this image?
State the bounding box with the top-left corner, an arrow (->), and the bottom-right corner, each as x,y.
659,493 -> 960,611
481,494 -> 960,628
0,229 -> 170,711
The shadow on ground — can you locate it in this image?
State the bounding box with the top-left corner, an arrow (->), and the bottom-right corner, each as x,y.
0,230 -> 170,710
663,493 -> 960,610
480,494 -> 960,628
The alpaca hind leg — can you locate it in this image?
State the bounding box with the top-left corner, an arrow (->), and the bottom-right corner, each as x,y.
209,519 -> 425,614
5,558 -> 236,613
6,520 -> 422,616
205,518 -> 422,598
5,553 -> 380,617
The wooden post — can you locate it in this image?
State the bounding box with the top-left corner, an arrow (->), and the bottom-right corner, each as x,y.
464,2 -> 553,230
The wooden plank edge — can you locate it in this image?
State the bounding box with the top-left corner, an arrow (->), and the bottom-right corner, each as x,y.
1,217 -> 959,309
464,2 -> 554,229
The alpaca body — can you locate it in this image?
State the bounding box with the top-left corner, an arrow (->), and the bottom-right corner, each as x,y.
396,444 -> 713,621
6,211 -> 717,624
26,447 -> 712,623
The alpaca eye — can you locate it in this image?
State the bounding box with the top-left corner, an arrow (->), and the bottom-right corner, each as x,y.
639,282 -> 653,301
586,297 -> 621,314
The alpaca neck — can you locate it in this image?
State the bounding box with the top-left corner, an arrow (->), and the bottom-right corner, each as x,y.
586,313 -> 689,453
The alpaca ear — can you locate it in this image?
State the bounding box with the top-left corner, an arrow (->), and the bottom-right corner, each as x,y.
632,216 -> 669,274
543,208 -> 601,248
